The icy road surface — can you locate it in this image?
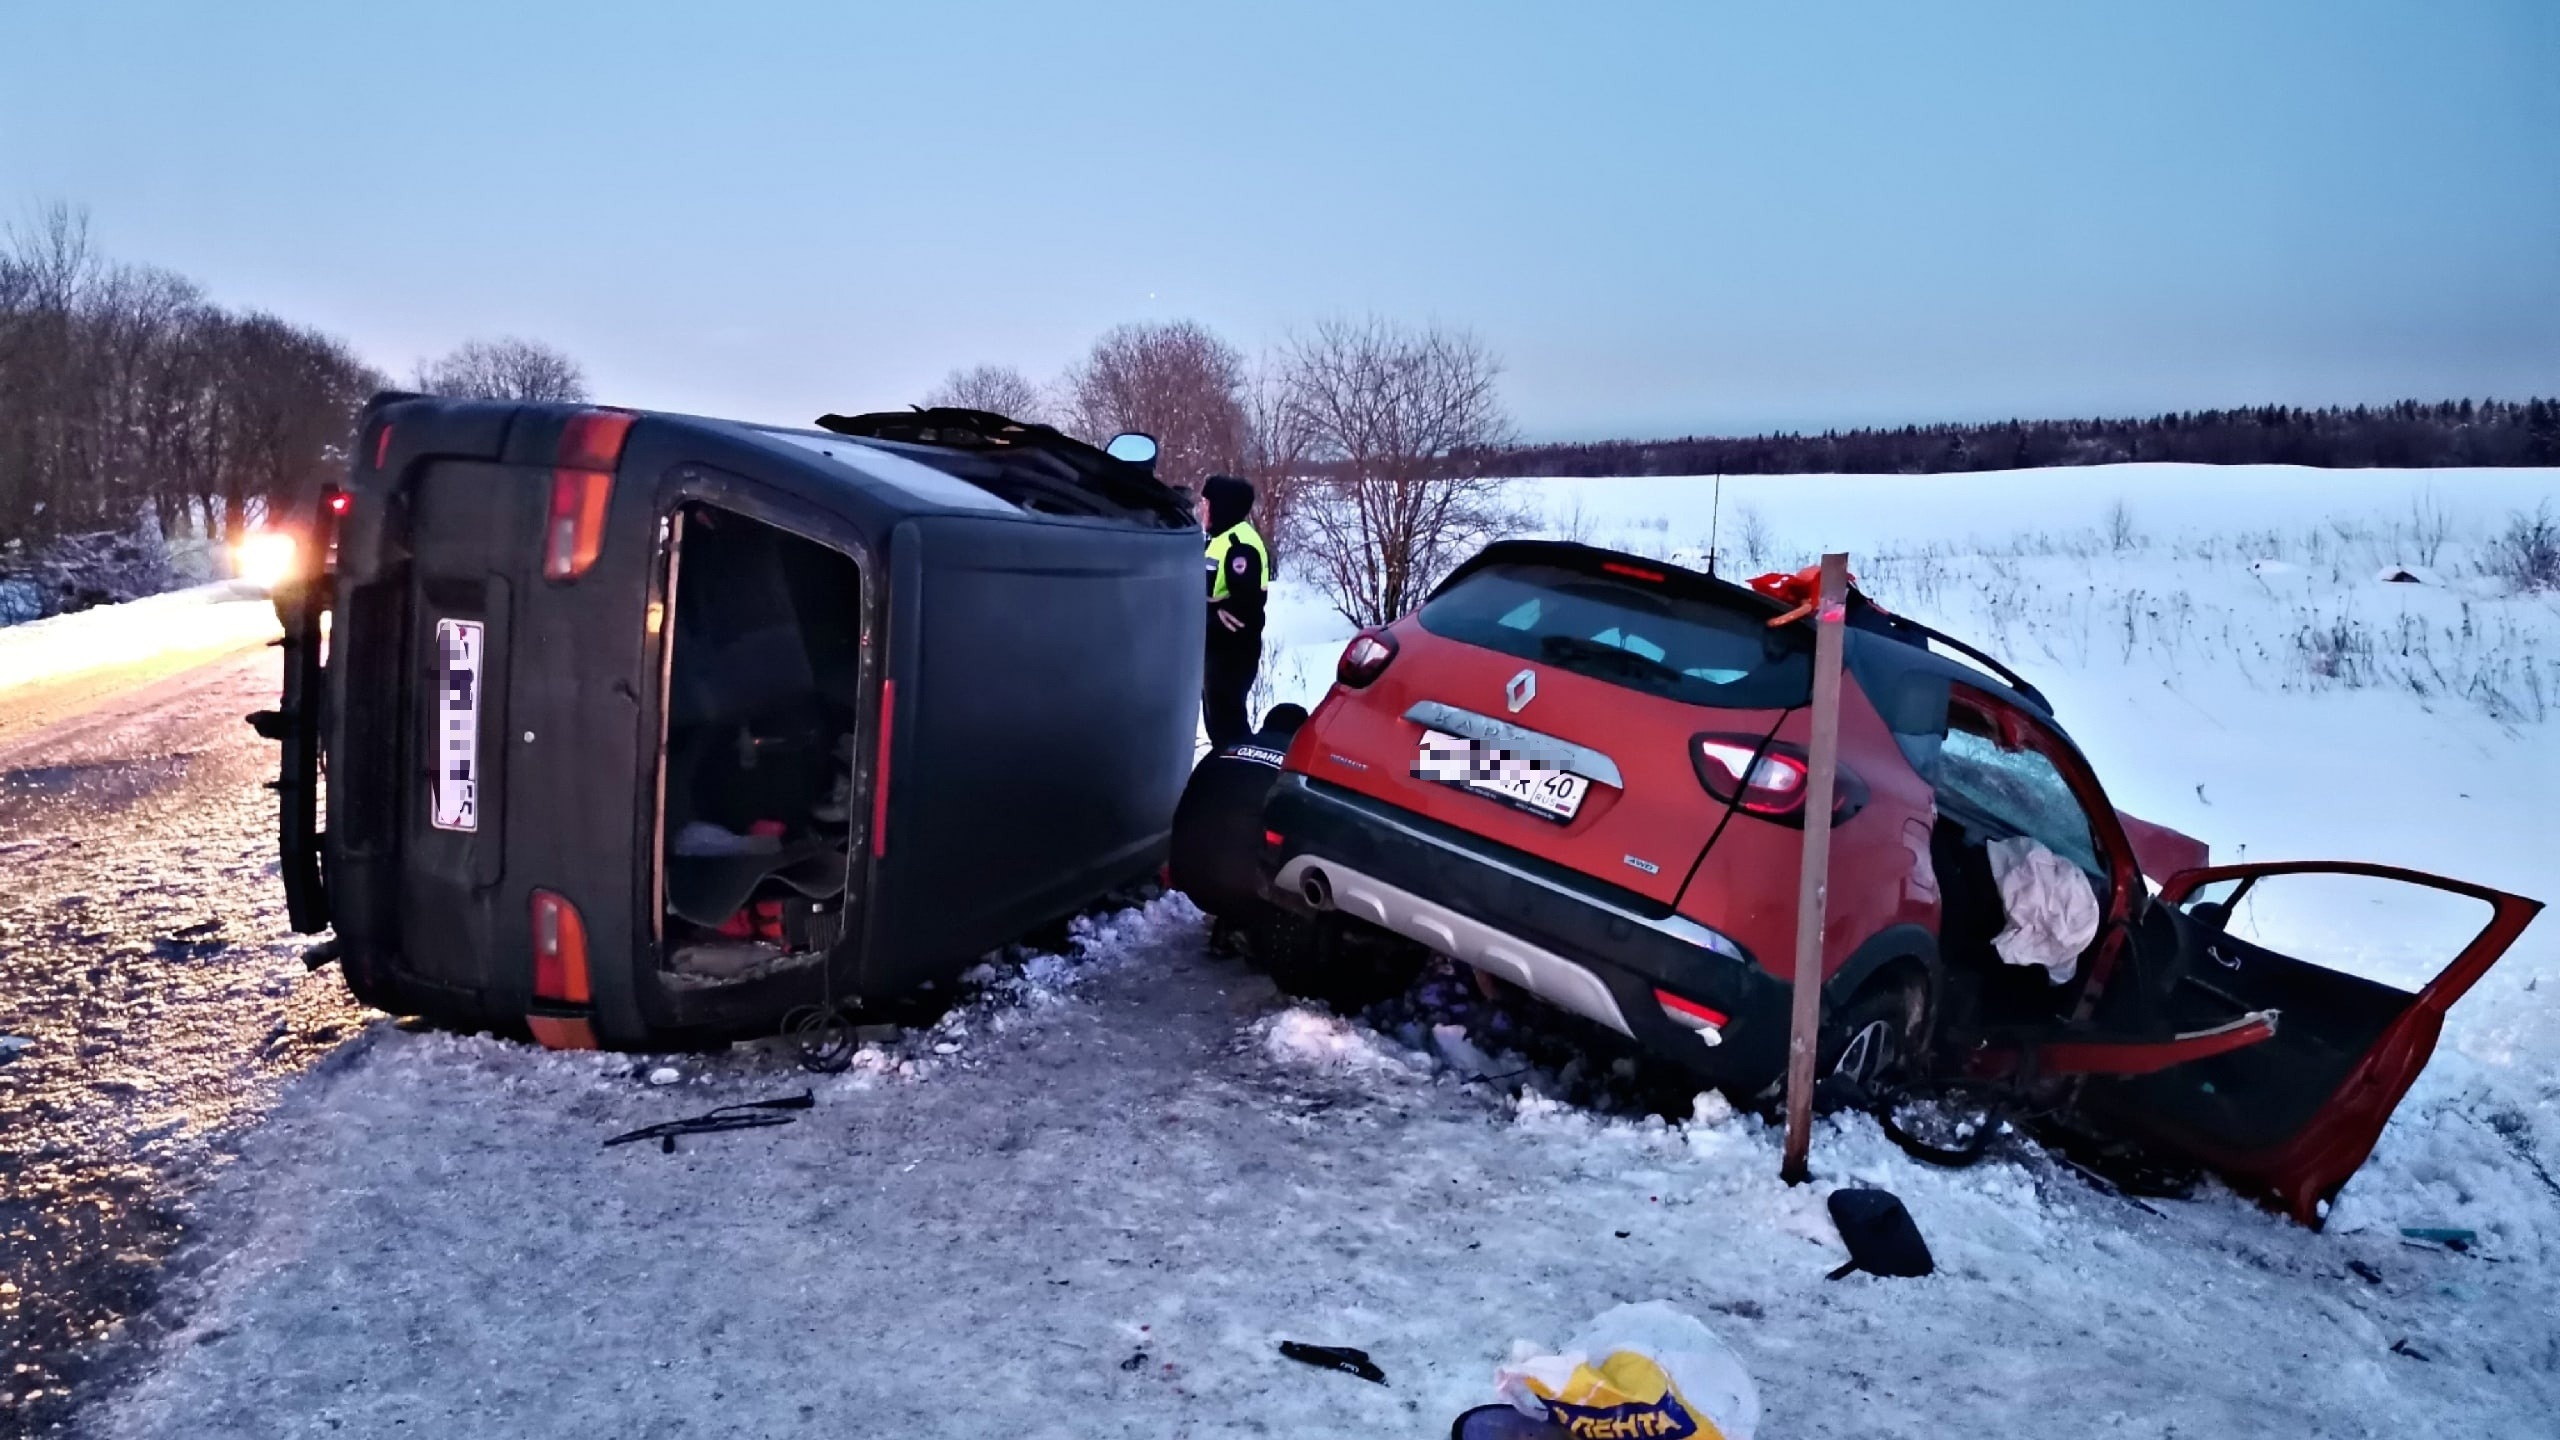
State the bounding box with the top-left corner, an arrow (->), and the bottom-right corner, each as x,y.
0,593 -> 370,1431
93,900 -> 2560,1439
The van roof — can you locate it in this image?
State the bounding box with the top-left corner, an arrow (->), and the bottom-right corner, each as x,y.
361,394 -> 1195,531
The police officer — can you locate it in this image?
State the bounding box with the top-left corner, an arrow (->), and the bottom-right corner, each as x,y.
1197,474 -> 1268,748
1166,702 -> 1307,924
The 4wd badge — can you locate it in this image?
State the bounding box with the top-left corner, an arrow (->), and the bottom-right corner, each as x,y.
1505,668 -> 1536,713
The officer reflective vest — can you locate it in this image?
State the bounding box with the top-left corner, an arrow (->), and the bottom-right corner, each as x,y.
1205,520 -> 1269,601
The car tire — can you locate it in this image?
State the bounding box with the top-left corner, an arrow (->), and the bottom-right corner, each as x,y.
1817,977 -> 1925,1102
1249,913 -> 1423,1010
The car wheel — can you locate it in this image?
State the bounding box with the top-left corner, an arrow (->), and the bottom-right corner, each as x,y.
1817,978 -> 1924,1100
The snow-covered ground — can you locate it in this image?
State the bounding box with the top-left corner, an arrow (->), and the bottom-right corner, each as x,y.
86,465 -> 2560,1436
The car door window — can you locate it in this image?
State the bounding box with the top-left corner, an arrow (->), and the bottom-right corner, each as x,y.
1935,717 -> 2101,876
2176,870 -> 2496,992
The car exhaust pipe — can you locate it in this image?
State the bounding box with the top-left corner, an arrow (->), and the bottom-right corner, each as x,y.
1299,867 -> 1334,910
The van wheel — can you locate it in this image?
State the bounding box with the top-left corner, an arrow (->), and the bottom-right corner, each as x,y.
1817,978 -> 1924,1101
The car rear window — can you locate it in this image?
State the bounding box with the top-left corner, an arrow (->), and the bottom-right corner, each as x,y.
1417,561 -> 1811,707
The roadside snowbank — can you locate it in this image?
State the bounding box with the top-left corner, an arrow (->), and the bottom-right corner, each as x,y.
0,581 -> 275,692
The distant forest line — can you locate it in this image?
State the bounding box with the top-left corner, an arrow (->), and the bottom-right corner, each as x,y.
1464,398 -> 2560,478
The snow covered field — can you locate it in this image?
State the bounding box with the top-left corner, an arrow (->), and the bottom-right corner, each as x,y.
90,465 -> 2560,1437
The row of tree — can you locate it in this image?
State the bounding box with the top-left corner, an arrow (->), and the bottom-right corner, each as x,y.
1472,398 -> 2560,478
925,316 -> 1520,622
0,207 -> 380,559
0,206 -> 590,612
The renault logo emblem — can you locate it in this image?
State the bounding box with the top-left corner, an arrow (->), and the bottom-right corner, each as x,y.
1505,668 -> 1536,713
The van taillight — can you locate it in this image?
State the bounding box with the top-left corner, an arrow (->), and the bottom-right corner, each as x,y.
529,889 -> 592,1004
1692,733 -> 1866,824
1336,628 -> 1399,688
543,411 -> 635,581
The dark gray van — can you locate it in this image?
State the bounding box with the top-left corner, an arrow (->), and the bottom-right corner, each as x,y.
259,399 -> 1201,1050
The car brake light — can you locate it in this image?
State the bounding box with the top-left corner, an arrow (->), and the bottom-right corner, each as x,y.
1692,732 -> 1865,823
1337,628 -> 1399,688
326,489 -> 351,516
1602,561 -> 1665,583
372,424 -> 394,470
1655,988 -> 1729,1045
544,411 -> 634,581
529,889 -> 592,1005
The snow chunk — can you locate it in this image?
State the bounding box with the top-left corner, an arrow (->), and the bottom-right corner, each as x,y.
1257,1008 -> 1429,1079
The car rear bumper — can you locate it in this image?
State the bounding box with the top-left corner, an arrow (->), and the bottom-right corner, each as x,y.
1260,772 -> 1792,1091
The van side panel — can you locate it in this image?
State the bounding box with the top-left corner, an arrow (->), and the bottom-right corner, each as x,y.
860,514 -> 1203,994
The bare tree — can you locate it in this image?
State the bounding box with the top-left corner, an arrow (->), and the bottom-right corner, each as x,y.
1,203 -> 378,609
923,363 -> 1049,422
1239,355 -> 1315,565
1060,320 -> 1246,487
414,335 -> 589,403
1278,317 -> 1518,625
2104,498 -> 2139,554
1734,503 -> 1774,570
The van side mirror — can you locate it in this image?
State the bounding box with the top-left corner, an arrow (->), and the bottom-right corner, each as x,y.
1104,432 -> 1159,467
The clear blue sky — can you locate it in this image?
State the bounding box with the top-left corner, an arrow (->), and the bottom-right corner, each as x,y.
4,0 -> 2554,440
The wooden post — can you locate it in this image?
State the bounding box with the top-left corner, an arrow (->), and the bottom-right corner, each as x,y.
1780,552 -> 1851,1186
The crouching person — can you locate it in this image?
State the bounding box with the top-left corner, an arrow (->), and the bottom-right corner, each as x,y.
1168,703 -> 1306,926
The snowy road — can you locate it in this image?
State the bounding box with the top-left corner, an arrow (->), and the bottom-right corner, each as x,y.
0,602 -> 369,1433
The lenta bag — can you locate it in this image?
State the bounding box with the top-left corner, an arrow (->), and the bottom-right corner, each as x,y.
1492,1302 -> 1759,1440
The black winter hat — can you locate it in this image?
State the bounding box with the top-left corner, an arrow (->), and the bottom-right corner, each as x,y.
1201,474 -> 1255,534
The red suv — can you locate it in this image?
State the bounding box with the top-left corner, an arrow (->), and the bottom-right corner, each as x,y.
1258,540 -> 2538,1223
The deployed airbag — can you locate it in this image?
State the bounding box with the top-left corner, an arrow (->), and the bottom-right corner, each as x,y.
1987,836 -> 2099,983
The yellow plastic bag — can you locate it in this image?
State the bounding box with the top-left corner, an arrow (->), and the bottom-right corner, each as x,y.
1494,1302 -> 1758,1440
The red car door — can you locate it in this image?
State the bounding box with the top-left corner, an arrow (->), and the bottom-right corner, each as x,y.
2069,860 -> 2540,1225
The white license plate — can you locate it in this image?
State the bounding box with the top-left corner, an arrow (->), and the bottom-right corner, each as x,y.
431,619 -> 483,832
1415,729 -> 1590,821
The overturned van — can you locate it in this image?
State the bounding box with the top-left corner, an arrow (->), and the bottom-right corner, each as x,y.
258,399 -> 1201,1049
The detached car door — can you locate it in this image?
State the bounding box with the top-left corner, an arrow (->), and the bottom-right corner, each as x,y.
2073,860 -> 2540,1225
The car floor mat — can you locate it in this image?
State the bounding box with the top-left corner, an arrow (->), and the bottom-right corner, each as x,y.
1827,1187 -> 1935,1278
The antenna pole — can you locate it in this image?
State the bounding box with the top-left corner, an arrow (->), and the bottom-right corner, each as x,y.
1707,470 -> 1724,577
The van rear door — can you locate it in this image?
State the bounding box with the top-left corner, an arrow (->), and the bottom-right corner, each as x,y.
306,402 -> 652,1034
392,460 -> 528,994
